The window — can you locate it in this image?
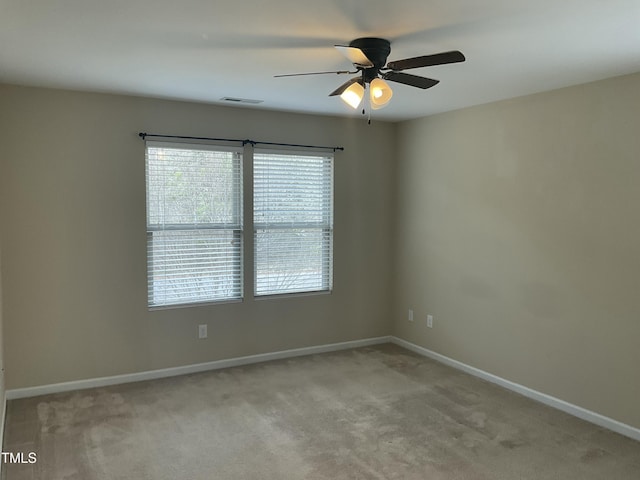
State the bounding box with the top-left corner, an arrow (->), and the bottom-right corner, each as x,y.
145,142 -> 243,307
253,150 -> 334,296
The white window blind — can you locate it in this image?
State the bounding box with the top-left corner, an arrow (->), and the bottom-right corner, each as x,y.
254,150 -> 334,296
145,142 -> 243,307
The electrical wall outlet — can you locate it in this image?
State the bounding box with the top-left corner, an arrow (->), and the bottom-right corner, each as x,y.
198,324 -> 208,339
408,309 -> 414,322
427,315 -> 433,328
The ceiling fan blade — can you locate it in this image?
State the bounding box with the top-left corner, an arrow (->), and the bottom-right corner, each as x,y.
328,78 -> 361,97
386,50 -> 465,71
383,72 -> 440,89
274,70 -> 356,78
335,45 -> 374,68
273,70 -> 358,78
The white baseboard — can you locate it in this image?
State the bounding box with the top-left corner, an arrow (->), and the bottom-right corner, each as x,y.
6,335 -> 638,443
6,336 -> 392,400
390,336 -> 640,442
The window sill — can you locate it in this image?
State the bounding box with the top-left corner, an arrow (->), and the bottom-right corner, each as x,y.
253,290 -> 332,302
148,297 -> 243,311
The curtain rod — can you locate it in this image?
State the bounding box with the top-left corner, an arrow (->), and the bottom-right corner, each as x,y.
138,133 -> 344,152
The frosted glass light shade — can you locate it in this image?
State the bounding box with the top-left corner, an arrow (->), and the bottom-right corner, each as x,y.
340,82 -> 365,109
370,78 -> 393,109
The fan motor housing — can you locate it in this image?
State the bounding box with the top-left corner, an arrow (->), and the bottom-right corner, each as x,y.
349,37 -> 391,71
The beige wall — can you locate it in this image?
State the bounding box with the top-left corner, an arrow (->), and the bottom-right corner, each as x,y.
0,242 -> 4,462
393,72 -> 640,429
0,239 -> 5,406
2,72 -> 639,431
0,84 -> 396,389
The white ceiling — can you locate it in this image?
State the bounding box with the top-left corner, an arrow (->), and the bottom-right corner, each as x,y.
1,0 -> 639,121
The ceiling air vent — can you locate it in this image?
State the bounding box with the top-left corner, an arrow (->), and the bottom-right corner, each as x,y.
220,97 -> 263,104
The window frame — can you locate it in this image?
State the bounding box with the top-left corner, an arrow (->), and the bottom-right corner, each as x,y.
145,141 -> 244,309
252,148 -> 335,298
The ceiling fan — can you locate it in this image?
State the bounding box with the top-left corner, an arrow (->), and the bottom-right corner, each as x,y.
275,37 -> 465,113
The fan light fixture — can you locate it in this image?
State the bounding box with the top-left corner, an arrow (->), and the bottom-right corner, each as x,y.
369,78 -> 393,109
340,79 -> 393,110
340,82 -> 365,109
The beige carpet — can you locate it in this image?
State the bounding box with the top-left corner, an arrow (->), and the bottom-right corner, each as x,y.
3,344 -> 640,479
